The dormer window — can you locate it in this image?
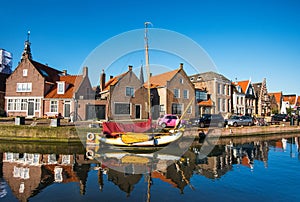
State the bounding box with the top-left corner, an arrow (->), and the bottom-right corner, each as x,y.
23,69 -> 28,77
57,82 -> 65,94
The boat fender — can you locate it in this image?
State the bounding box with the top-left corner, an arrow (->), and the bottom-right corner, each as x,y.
87,133 -> 95,141
86,150 -> 94,159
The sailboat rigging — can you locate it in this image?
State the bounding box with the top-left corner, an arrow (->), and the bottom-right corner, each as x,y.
87,22 -> 188,147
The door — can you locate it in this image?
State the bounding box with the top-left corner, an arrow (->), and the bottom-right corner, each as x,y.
135,105 -> 141,119
64,102 -> 71,118
27,101 -> 34,117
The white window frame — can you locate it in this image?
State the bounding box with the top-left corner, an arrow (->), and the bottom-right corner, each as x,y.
23,69 -> 28,77
16,83 -> 32,92
50,100 -> 58,113
57,82 -> 65,94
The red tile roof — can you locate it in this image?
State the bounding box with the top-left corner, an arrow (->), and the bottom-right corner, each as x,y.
236,80 -> 249,94
146,69 -> 179,87
296,96 -> 300,106
103,72 -> 128,91
283,94 -> 296,105
197,98 -> 213,107
268,92 -> 282,104
45,75 -> 83,98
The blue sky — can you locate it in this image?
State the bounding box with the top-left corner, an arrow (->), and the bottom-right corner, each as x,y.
1,0 -> 300,95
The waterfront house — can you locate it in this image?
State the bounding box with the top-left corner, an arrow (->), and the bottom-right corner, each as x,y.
5,38 -> 62,117
147,63 -> 195,119
5,38 -> 95,120
189,71 -> 231,117
281,94 -> 297,114
234,80 -> 256,116
268,92 -> 282,114
43,67 -> 95,120
232,81 -> 246,115
98,65 -> 148,120
253,78 -> 271,116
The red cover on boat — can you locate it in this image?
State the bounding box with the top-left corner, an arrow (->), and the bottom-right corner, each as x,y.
102,119 -> 152,136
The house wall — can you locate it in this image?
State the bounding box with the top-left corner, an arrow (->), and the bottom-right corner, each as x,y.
165,70 -> 195,118
109,71 -> 148,120
5,59 -> 47,117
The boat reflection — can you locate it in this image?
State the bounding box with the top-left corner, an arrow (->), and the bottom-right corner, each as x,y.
0,135 -> 300,201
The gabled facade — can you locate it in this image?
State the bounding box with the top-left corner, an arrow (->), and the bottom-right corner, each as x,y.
43,67 -> 95,120
253,78 -> 271,116
99,65 -> 148,120
268,92 -> 282,114
148,64 -> 195,119
235,80 -> 256,115
189,71 -> 231,116
281,94 -> 296,114
232,82 -> 246,115
5,58 -> 62,117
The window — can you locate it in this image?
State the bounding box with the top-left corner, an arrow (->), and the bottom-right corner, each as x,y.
172,103 -> 182,115
21,99 -> 27,110
57,82 -> 65,94
217,84 -> 221,94
16,83 -> 32,92
35,99 -> 40,111
115,103 -> 130,115
174,89 -> 180,98
23,69 -> 28,77
160,105 -> 165,112
223,85 -> 226,95
218,98 -> 221,112
8,99 -> 13,110
15,99 -> 21,110
222,99 -> 226,112
228,85 -> 231,95
190,77 -> 194,81
126,87 -> 134,97
50,100 -> 58,112
179,78 -> 183,84
183,90 -> 189,99
196,91 -> 207,101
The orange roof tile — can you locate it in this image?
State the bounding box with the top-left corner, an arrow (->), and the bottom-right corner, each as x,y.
268,92 -> 282,104
151,171 -> 178,187
146,69 -> 179,87
283,94 -> 296,105
236,80 -> 249,94
45,75 -> 83,99
197,98 -> 213,107
296,96 -> 300,106
103,72 -> 128,91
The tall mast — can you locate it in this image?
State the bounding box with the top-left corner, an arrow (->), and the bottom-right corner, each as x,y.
144,22 -> 152,119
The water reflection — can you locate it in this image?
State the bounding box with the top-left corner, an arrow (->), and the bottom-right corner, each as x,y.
0,135 -> 300,201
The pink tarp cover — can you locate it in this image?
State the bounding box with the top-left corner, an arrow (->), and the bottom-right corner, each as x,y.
102,119 -> 152,136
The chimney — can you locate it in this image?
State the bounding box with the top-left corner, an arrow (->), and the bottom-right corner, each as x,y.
83,66 -> 88,78
150,73 -> 152,77
179,63 -> 184,69
110,75 -> 113,79
128,65 -> 133,71
62,70 -> 67,75
100,69 -> 106,91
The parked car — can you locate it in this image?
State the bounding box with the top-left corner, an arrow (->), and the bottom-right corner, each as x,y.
226,115 -> 254,127
189,114 -> 225,128
271,114 -> 290,122
157,114 -> 186,128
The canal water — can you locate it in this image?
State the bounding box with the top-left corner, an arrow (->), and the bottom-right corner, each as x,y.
1,134 -> 300,202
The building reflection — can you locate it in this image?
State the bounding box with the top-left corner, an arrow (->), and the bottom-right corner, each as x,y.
1,136 -> 300,200
1,152 -> 89,201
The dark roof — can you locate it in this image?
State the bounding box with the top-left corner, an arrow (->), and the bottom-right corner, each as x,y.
189,71 -> 231,83
29,60 -> 62,83
252,82 -> 262,98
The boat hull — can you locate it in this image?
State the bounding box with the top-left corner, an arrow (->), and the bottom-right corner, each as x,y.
98,130 -> 183,147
